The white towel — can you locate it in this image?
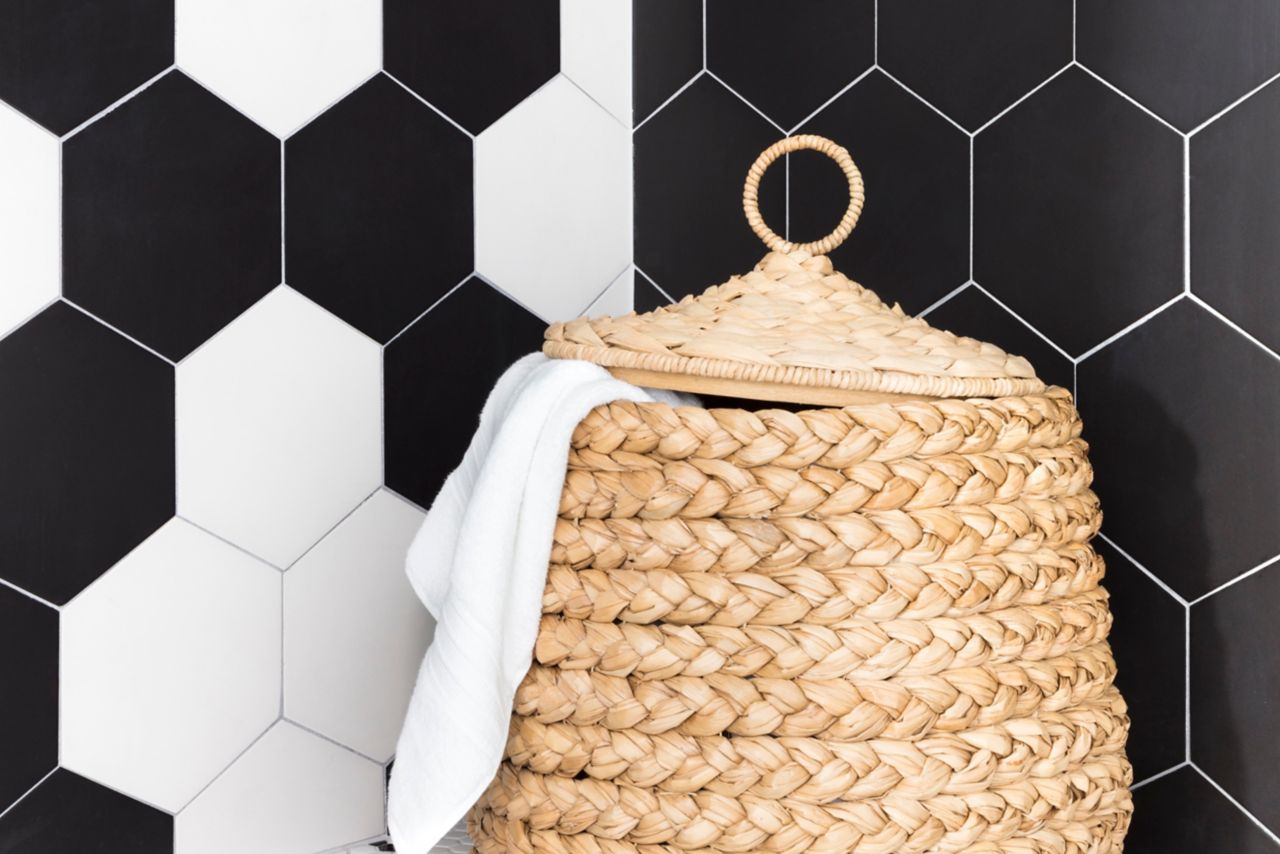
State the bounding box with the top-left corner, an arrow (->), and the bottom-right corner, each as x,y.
387,353 -> 696,853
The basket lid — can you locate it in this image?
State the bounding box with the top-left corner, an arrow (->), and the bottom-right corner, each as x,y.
544,135 -> 1046,406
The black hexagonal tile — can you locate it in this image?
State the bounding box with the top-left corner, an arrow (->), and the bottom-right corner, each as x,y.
878,0 -> 1072,131
0,0 -> 172,134
1192,563 -> 1280,835
792,71 -> 969,314
64,71 -> 280,362
1077,300 -> 1280,601
1191,78 -> 1280,354
286,75 -> 473,344
1078,0 -> 1280,132
633,0 -> 702,125
634,76 -> 785,300
634,275 -> 673,313
384,0 -> 558,134
385,278 -> 545,508
923,287 -> 1073,391
975,68 -> 1182,355
705,0 -> 873,130
0,769 -> 173,853
0,303 -> 174,605
1128,767 -> 1277,853
1094,538 -> 1185,782
0,586 -> 56,812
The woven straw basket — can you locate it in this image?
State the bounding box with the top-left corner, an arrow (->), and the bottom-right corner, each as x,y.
468,136 -> 1132,854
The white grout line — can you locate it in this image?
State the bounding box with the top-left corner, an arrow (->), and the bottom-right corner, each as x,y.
472,271 -> 552,323
580,263 -> 635,316
916,280 -> 972,319
875,66 -> 969,135
1183,135 -> 1191,294
634,266 -> 677,304
1071,0 -> 1077,61
279,569 -> 286,717
280,138 -> 287,284
1073,293 -> 1184,363
1072,361 -> 1078,402
380,483 -> 428,516
0,766 -> 58,823
1185,602 -> 1192,762
632,69 -> 704,133
174,282 -> 281,367
785,66 -> 876,134
0,296 -> 60,346
1130,760 -> 1188,792
563,74 -> 630,132
176,717 -> 279,813
60,66 -> 176,141
1188,68 -> 1280,137
968,135 -> 975,280
1074,61 -> 1182,136
60,298 -> 176,365
970,281 -> 1076,360
972,63 -> 1073,136
703,69 -> 786,133
1186,292 -> 1280,364
381,70 -> 474,140
1189,763 -> 1280,846
873,0 -> 879,65
283,718 -> 384,766
1096,531 -> 1190,606
281,486 -> 383,572
1188,550 -> 1280,606
701,0 -> 708,70
0,576 -> 59,611
175,516 -> 287,573
382,275 -> 472,348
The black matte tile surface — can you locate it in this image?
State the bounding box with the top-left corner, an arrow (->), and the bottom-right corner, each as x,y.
1192,564 -> 1280,833
63,72 -> 280,361
1078,0 -> 1280,132
286,75 -> 473,343
0,304 -> 174,605
634,276 -> 673,313
0,587 -> 56,813
385,279 -> 545,508
878,0 -> 1071,130
924,287 -> 1073,391
793,71 -> 969,314
384,0 -> 558,133
975,68 -> 1183,355
1128,767 -> 1276,853
633,0 -> 702,125
705,0 -> 873,130
1077,300 -> 1280,601
1095,539 -> 1185,781
0,769 -> 173,853
634,76 -> 785,299
1191,78 -> 1280,353
0,0 -> 172,134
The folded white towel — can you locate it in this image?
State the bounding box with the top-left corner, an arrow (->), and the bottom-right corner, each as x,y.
387,353 -> 696,853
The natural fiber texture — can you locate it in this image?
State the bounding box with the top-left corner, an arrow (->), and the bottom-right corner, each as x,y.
468,390 -> 1132,853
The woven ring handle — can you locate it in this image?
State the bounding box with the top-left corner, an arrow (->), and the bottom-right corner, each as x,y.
743,135 -> 865,255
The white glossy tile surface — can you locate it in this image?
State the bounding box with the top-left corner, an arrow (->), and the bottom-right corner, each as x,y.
177,286 -> 382,568
0,104 -> 58,338
562,0 -> 632,124
60,519 -> 280,811
176,721 -> 385,854
583,265 -> 635,318
285,489 -> 431,761
177,0 -> 381,137
476,75 -> 632,323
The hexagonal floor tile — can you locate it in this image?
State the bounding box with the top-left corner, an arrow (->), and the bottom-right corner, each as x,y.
634,75 -> 784,299
0,0 -> 171,134
0,769 -> 173,852
177,286 -> 381,568
975,67 -> 1182,355
285,490 -> 431,762
1192,564 -> 1280,834
793,71 -> 969,314
1077,300 -> 1280,601
61,519 -> 279,811
0,105 -> 57,339
706,0 -> 873,130
0,303 -> 173,605
1094,538 -> 1186,781
1128,767 -> 1277,852
64,71 -> 281,361
177,0 -> 379,137
1191,78 -> 1280,354
286,74 -> 473,342
562,0 -> 630,125
1078,0 -> 1280,132
632,0 -> 702,125
175,721 -> 384,854
384,0 -> 559,134
878,0 -> 1072,131
476,75 -> 631,323
0,585 -> 56,813
385,278 -> 544,509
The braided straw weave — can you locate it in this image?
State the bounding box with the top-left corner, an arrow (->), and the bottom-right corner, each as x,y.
471,139 -> 1130,852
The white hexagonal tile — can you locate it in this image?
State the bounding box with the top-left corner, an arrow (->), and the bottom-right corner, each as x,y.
476,74 -> 632,323
582,265 -> 635,318
562,0 -> 632,124
176,721 -> 384,854
177,286 -> 382,568
285,489 -> 431,762
61,519 -> 280,811
0,103 -> 58,338
176,0 -> 380,137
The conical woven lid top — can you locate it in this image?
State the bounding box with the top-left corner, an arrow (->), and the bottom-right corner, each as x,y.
544,136 -> 1046,405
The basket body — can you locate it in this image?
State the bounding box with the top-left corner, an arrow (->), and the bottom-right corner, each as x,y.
469,389 -> 1132,853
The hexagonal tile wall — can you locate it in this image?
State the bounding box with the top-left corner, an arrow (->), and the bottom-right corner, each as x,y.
0,303 -> 174,606
0,104 -> 58,338
177,286 -> 381,569
63,71 -> 281,361
0,769 -> 173,852
561,0 -> 631,125
176,0 -> 380,138
632,0 -> 702,124
61,519 -> 280,812
475,75 -> 631,323
0,585 -> 56,814
175,722 -> 385,854
1128,767 -> 1278,852
285,490 -> 431,762
286,74 -> 474,342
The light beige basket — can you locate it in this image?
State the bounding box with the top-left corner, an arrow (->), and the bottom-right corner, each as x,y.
469,136 -> 1132,853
